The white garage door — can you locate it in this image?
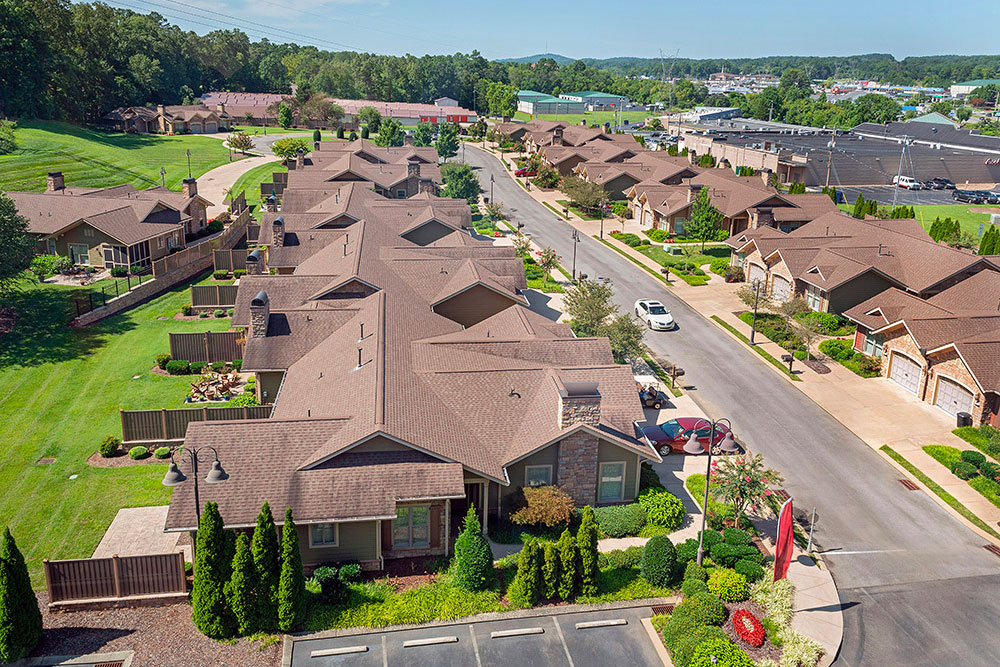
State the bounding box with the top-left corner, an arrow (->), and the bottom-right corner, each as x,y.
889,352 -> 920,394
935,376 -> 974,417
205,122 -> 217,133
771,275 -> 791,301
747,263 -> 765,285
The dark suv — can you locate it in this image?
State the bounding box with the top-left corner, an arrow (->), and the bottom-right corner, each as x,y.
953,189 -> 984,204
932,177 -> 956,190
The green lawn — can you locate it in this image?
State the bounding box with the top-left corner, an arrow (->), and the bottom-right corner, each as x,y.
556,199 -> 601,220
513,110 -> 651,125
837,203 -> 995,237
0,121 -> 240,192
230,160 -> 287,221
634,244 -> 730,269
0,273 -> 231,588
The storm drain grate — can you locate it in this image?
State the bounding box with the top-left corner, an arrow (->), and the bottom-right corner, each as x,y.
650,604 -> 675,615
37,458 -> 55,465
984,544 -> 1000,559
773,489 -> 790,501
899,479 -> 920,491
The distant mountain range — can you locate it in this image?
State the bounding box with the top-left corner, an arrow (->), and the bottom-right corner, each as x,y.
499,53 -> 576,65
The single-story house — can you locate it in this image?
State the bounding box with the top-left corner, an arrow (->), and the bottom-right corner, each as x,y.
103,104 -> 231,134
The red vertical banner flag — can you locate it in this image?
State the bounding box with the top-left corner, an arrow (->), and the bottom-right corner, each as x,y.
773,498 -> 794,582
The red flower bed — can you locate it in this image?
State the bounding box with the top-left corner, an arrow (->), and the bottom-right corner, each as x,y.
732,609 -> 765,647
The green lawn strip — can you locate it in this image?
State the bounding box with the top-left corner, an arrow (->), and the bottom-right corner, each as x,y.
0,272 -> 231,587
634,244 -> 730,269
684,473 -> 733,521
526,278 -> 564,293
969,476 -> 1000,510
710,316 -> 801,381
542,201 -> 570,220
0,120 -> 239,192
667,267 -> 709,286
230,160 -> 287,222
555,199 -> 600,221
554,262 -> 575,283
640,350 -> 683,398
880,445 -> 1000,540
593,236 -> 672,285
923,444 -> 962,469
953,426 -> 1000,462
816,339 -> 880,378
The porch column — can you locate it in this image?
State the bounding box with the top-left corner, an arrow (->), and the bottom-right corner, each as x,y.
482,482 -> 489,535
444,499 -> 451,556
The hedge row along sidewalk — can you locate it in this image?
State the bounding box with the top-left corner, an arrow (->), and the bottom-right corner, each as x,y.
710,316 -> 802,382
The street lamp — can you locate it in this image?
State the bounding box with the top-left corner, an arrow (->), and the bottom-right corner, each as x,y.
683,417 -> 740,566
162,446 -> 230,530
571,229 -> 580,280
599,196 -> 607,239
748,278 -> 766,346
490,174 -> 494,203
186,149 -> 192,178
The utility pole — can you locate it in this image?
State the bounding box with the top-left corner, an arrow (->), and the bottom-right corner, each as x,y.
892,135 -> 910,211
825,137 -> 836,189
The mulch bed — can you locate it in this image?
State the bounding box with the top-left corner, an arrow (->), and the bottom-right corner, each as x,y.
172,312 -> 208,321
34,592 -> 281,667
802,358 -> 831,374
723,599 -> 783,663
87,451 -> 171,468
375,556 -> 439,593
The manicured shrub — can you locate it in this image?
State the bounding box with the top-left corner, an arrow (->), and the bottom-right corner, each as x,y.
225,532 -> 260,635
681,577 -> 709,597
577,506 -> 599,596
199,311 -> 209,318
207,219 -> 224,233
507,540 -> 541,608
601,545 -> 644,570
952,461 -> 979,480
673,627 -> 730,667
660,612 -> 703,651
979,461 -> 1000,482
707,568 -> 749,601
672,591 -> 727,626
211,361 -> 226,372
557,528 -> 577,600
278,508 -> 305,631
155,353 -> 171,369
453,505 -> 494,591
961,450 -> 987,468
192,502 -> 236,638
541,541 -> 559,599
166,359 -> 190,375
734,559 -> 765,583
128,446 -> 149,460
689,637 -> 754,667
336,126 -> 345,139
699,529 -> 724,548
337,562 -> 361,583
311,566 -> 340,601
644,228 -> 670,242
593,503 -> 647,537
110,266 -> 128,277
684,560 -> 707,581
214,309 -> 226,318
638,490 -> 685,530
731,609 -> 765,647
231,359 -> 243,371
640,534 -> 676,587
154,446 -> 171,459
0,529 -> 43,663
510,485 -> 574,527
676,538 -> 699,563
190,361 -> 207,374
251,502 -> 280,631
233,269 -> 246,278
723,527 -> 752,545
710,542 -> 762,567
98,435 -> 121,458
213,270 -> 229,280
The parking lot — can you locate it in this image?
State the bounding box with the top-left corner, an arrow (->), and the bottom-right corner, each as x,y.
288,605 -> 664,667
837,184 -> 968,206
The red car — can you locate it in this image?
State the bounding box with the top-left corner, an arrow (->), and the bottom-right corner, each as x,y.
639,417 -> 735,456
514,168 -> 536,177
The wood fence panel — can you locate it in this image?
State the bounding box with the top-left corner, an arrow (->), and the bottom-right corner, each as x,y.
121,405 -> 273,443
46,553 -> 185,604
119,553 -> 184,597
213,249 -> 248,273
190,285 -> 239,308
118,410 -> 165,443
247,223 -> 260,243
45,558 -> 116,603
169,331 -> 244,363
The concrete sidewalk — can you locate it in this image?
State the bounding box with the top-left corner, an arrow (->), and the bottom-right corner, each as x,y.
198,155 -> 279,218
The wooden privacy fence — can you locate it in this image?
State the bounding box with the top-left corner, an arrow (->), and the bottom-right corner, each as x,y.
152,206 -> 251,277
230,189 -> 247,216
121,405 -> 273,443
247,222 -> 260,243
190,284 -> 239,308
44,552 -> 187,607
169,330 -> 244,363
214,249 -> 249,273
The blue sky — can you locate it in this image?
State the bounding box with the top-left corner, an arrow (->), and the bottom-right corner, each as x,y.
102,0 -> 1000,60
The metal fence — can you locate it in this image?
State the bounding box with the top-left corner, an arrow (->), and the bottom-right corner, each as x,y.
44,552 -> 187,604
120,405 -> 273,443
213,249 -> 249,273
169,330 -> 244,363
190,284 -> 239,308
73,274 -> 152,318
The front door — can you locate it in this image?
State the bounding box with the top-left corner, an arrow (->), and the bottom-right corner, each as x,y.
464,483 -> 482,516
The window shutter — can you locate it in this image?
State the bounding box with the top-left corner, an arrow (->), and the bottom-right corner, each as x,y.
381,519 -> 393,551
429,506 -> 442,548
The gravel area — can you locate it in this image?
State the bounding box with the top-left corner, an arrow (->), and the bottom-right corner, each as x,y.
34,592 -> 281,667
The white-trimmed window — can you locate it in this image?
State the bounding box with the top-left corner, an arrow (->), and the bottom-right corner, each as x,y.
863,332 -> 885,358
598,462 -> 626,503
309,523 -> 338,548
396,189 -> 406,199
805,284 -> 822,311
393,506 -> 430,548
524,465 -> 553,487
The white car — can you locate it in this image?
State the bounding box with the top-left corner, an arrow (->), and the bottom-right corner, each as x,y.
892,175 -> 922,190
634,299 -> 675,330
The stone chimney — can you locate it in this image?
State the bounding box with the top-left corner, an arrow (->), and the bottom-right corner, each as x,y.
271,216 -> 285,248
687,150 -> 698,165
407,161 -> 420,179
558,380 -> 601,429
761,170 -> 773,188
181,177 -> 197,198
418,178 -> 436,195
295,148 -> 305,170
216,103 -> 225,114
46,171 -> 65,192
245,248 -> 262,275
250,290 -> 269,338
750,206 -> 775,229
552,127 -> 564,146
403,133 -> 414,146
157,104 -> 165,115
687,184 -> 705,204
265,194 -> 278,213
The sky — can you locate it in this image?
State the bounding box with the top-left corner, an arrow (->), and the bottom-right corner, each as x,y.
96,0 -> 1000,60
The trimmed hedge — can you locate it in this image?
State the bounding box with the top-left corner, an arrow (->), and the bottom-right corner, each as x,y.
98,435 -> 121,458
672,591 -> 727,626
598,545 -> 644,570
707,568 -> 749,602
638,490 -> 685,530
961,450 -> 987,468
640,535 -> 676,587
684,560 -> 707,581
682,578 -> 710,597
128,446 -> 149,460
165,359 -> 190,375
155,353 -> 171,369
593,503 -> 647,538
953,461 -> 979,480
154,446 -> 172,459
734,559 -> 765,583
722,527 -> 752,546
710,542 -> 762,567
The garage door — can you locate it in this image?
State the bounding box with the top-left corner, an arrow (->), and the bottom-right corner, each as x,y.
935,376 -> 974,417
771,275 -> 791,301
888,352 -> 920,394
205,122 -> 217,133
747,263 -> 765,285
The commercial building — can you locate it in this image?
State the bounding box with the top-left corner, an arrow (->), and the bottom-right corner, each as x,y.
558,91 -> 629,110
517,90 -> 586,116
950,79 -> 1000,97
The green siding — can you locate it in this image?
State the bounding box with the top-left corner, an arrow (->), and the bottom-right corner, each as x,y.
501,443 -> 559,503
298,520 -> 378,566
597,441 -> 639,503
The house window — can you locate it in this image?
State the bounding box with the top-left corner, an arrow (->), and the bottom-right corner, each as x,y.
598,462 -> 626,503
309,523 -> 339,547
396,189 -> 406,199
393,506 -> 430,549
734,253 -> 745,268
157,236 -> 164,249
805,284 -> 822,311
68,244 -> 90,266
524,465 -> 553,487
863,333 -> 885,358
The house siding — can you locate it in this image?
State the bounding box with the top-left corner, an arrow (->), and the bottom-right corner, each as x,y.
256,370 -> 284,404
500,444 -> 560,506
298,520 -> 379,568
827,272 -> 896,315
402,220 -> 453,246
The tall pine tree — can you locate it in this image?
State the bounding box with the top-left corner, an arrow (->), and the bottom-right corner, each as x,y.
277,508 -> 305,632
577,507 -> 599,597
226,532 -> 260,636
251,501 -> 280,631
557,528 -> 577,600
192,502 -> 236,638
453,505 -> 494,592
0,528 -> 42,664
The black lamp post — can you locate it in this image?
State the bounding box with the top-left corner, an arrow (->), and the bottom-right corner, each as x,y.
683,417 -> 740,565
490,174 -> 494,203
748,278 -> 766,346
571,229 -> 580,281
162,446 -> 230,530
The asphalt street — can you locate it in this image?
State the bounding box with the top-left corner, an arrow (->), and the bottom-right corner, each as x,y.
465,146 -> 1000,666
289,606 -> 661,667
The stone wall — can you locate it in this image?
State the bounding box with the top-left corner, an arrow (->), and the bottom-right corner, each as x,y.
558,432 -> 598,506
559,395 -> 601,428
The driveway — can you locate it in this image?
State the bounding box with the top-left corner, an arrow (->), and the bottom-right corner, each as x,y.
288,606 -> 662,667
463,145 -> 1000,666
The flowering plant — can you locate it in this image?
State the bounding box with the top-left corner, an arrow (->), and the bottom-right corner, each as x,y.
709,453 -> 783,529
732,609 -> 765,647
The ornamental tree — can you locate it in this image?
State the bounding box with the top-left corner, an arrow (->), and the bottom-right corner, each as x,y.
277,103 -> 292,129
372,117 -> 403,147
709,453 -> 783,529
510,485 -> 574,527
192,502 -> 236,638
277,508 -> 305,632
453,505 -> 494,591
0,527 -> 42,663
225,532 -> 260,636
435,121 -> 459,160
271,137 -> 312,161
228,131 -> 253,154
685,187 -> 723,251
577,506 -> 599,596
534,246 -> 560,288
251,501 -> 280,630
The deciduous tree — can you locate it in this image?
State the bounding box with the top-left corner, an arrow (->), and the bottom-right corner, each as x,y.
685,187 -> 723,251
710,454 -> 783,529
0,193 -> 35,305
435,121 -> 459,160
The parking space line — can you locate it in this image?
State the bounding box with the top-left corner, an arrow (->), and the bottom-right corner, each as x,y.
575,618 -> 628,629
489,627 -> 544,639
468,624 -> 482,667
310,646 -> 368,658
402,636 -> 459,648
551,617 -> 575,667
381,635 -> 387,667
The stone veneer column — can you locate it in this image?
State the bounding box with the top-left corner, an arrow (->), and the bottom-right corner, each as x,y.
558,432 -> 598,506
